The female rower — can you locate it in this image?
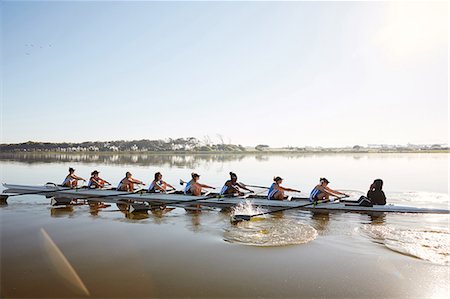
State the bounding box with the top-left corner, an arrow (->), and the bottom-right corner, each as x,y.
268,176 -> 301,200
309,178 -> 348,202
220,172 -> 254,196
88,170 -> 111,189
62,167 -> 86,188
367,179 -> 386,205
148,172 -> 175,193
184,173 -> 215,196
117,172 -> 145,192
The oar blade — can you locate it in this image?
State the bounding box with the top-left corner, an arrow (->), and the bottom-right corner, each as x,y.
231,214 -> 252,223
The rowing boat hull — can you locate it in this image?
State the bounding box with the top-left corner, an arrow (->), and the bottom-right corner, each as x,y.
2,184 -> 449,214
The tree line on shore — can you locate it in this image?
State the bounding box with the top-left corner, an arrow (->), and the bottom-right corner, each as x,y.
0,138 -> 249,152
0,138 -> 447,153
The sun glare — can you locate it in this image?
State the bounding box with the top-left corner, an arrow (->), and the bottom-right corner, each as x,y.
375,2 -> 447,64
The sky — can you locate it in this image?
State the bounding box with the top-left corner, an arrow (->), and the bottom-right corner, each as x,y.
1,1 -> 448,147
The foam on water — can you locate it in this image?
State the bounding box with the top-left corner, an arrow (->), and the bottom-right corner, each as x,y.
362,225 -> 450,265
230,199 -> 264,217
226,200 -> 317,246
224,218 -> 317,246
388,191 -> 450,207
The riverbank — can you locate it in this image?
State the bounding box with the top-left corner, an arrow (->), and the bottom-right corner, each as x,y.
0,149 -> 448,155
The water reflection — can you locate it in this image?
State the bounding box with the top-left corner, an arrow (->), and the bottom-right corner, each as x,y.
0,152 -> 250,168
368,213 -> 386,225
186,210 -> 203,232
4,152 -> 440,168
310,212 -> 331,234
50,206 -> 75,217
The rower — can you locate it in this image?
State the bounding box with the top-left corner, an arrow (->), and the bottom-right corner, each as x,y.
184,173 -> 215,196
268,176 -> 301,200
220,172 -> 254,196
62,167 -> 86,188
117,172 -> 145,192
309,178 -> 348,202
148,172 -> 175,193
88,170 -> 111,189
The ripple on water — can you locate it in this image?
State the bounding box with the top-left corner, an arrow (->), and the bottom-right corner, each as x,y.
224,218 -> 317,246
362,225 -> 450,265
225,200 -> 317,246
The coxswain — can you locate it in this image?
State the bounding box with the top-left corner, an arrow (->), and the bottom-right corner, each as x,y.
367,179 -> 386,205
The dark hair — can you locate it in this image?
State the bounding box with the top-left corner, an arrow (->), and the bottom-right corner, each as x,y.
69,167 -> 75,173
320,178 -> 329,184
154,172 -> 162,180
191,172 -> 200,179
273,176 -> 283,182
126,172 -> 131,176
373,179 -> 383,190
91,170 -> 99,176
229,172 -> 237,178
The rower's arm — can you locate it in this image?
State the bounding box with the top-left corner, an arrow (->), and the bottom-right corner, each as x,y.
130,178 -> 144,185
163,181 -> 175,190
280,186 -> 301,193
154,182 -> 166,192
238,183 -> 253,192
324,186 -> 344,196
199,183 -> 215,189
72,174 -> 86,181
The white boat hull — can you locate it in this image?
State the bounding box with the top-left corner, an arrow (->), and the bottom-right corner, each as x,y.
2,184 -> 449,214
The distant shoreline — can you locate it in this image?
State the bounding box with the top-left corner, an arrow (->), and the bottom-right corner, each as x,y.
0,150 -> 448,155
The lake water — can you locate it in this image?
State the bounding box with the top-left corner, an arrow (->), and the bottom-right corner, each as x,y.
0,153 -> 449,298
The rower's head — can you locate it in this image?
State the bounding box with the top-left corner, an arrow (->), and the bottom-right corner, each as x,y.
69,167 -> 75,174
154,172 -> 162,181
91,170 -> 99,177
230,172 -> 237,181
320,178 -> 329,186
372,179 -> 383,190
273,176 -> 283,184
191,172 -> 200,181
126,172 -> 132,178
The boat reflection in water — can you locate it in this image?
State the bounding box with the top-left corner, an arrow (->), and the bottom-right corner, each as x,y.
368,213 -> 386,225
50,206 -> 75,217
310,211 -> 331,234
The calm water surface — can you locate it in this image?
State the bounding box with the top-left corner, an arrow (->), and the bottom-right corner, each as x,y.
0,153 -> 449,298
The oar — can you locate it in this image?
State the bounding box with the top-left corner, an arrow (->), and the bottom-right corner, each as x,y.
146,192 -> 226,208
1,187 -> 71,198
1,182 -> 87,199
244,184 -> 270,189
232,198 -> 340,222
244,184 -> 302,195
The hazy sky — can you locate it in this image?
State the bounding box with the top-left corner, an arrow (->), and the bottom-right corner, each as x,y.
1,1 -> 448,147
